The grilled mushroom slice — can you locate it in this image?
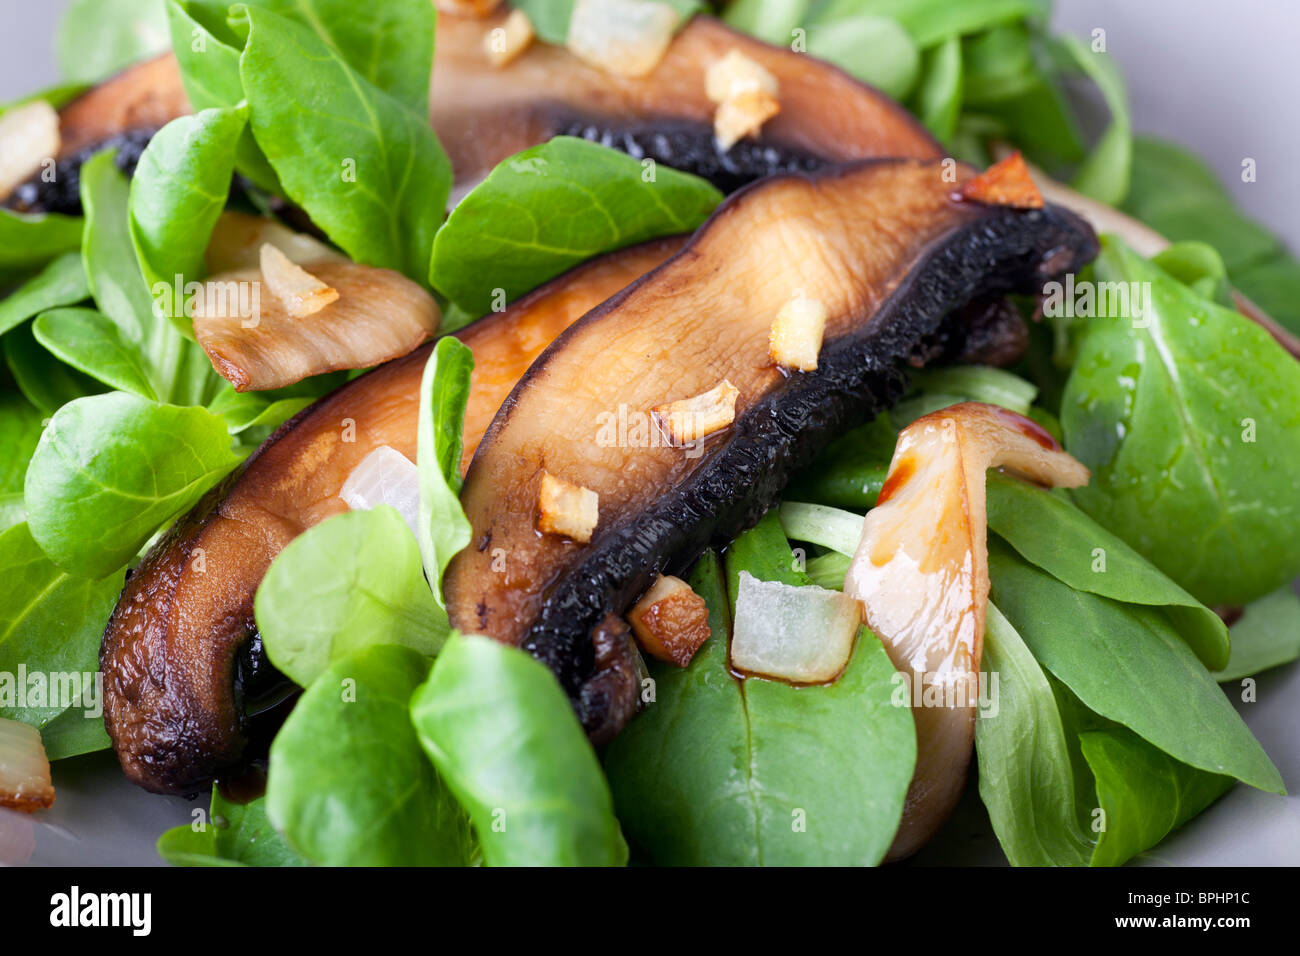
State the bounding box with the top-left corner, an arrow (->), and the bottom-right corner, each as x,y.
7,11 -> 938,212
433,12 -> 941,194
444,158 -> 1098,743
101,238 -> 683,795
2,55 -> 189,214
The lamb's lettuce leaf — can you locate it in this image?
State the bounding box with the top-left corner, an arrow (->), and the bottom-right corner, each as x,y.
1123,134 -> 1300,334
605,541 -> 915,866
0,392 -> 44,531
1061,236 -> 1300,606
24,392 -> 240,578
0,523 -> 123,738
816,0 -> 1050,48
80,151 -> 156,345
975,602 -> 1093,865
805,15 -> 919,99
55,0 -> 170,85
256,507 -> 447,688
0,253 -> 90,338
158,785 -> 306,866
129,104 -> 249,334
235,4 -> 450,282
171,0 -> 435,104
1124,136 -> 1280,274
1059,35 -> 1130,207
1213,588 -> 1300,683
723,0 -> 808,44
32,308 -> 159,400
266,644 -> 472,866
912,34 -> 962,140
514,0 -> 704,46
81,150 -> 220,406
985,471 -> 1228,670
1081,725 -> 1234,868
411,633 -> 627,867
430,137 -> 721,314
164,1 -> 281,192
416,337 -> 473,606
979,604 -> 1238,869
987,537 -> 1283,795
3,323 -> 104,416
0,210 -> 84,285
784,416 -> 896,510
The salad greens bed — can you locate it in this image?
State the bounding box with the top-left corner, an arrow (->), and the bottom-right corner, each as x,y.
2,0 -> 1298,867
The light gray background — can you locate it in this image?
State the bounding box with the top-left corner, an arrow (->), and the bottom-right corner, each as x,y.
4,1 -> 1297,866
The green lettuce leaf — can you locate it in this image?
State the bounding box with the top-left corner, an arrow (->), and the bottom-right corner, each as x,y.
605,545 -> 915,865
430,137 -> 720,314
416,337 -> 473,606
1061,236 -> 1300,606
411,633 -> 627,866
24,392 -> 240,578
255,506 -> 447,688
266,644 -> 472,866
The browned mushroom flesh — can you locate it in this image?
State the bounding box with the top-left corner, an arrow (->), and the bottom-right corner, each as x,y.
100,238 -> 683,795
4,11 -> 939,213
444,158 -> 1098,744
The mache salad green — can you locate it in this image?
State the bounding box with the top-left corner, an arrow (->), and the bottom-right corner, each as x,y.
2,0 -> 1297,867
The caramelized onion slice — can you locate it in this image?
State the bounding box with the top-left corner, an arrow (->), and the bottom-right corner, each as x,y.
0,718 -> 54,812
844,401 -> 1088,859
192,259 -> 438,391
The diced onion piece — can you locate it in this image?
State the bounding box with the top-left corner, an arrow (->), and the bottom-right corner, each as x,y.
192,258 -> 438,391
958,152 -> 1043,209
259,243 -> 340,318
205,211 -> 344,273
705,49 -> 778,103
0,100 -> 59,199
537,471 -> 600,542
714,89 -> 780,152
844,402 -> 1088,859
628,574 -> 710,667
339,446 -> 421,539
484,9 -> 535,67
436,0 -> 504,16
566,0 -> 680,78
769,291 -> 828,371
652,378 -> 739,445
731,572 -> 859,683
0,718 -> 54,813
